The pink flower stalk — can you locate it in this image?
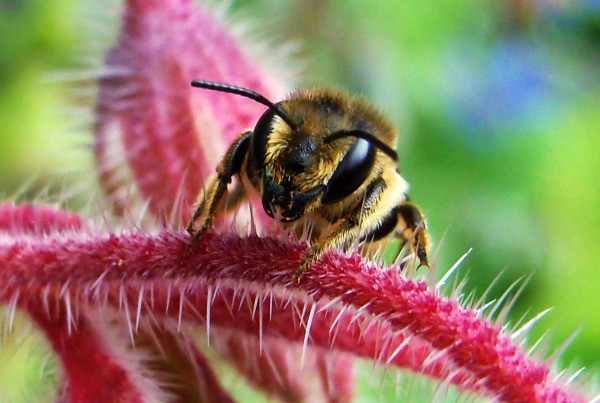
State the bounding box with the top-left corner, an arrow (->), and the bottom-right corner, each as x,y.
0,226 -> 586,401
0,0 -> 591,401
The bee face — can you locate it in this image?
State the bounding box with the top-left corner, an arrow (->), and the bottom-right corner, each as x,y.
187,80 -> 430,280
249,105 -> 325,222
249,91 -> 392,222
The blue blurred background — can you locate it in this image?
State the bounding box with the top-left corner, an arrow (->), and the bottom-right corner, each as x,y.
1,0 -> 599,399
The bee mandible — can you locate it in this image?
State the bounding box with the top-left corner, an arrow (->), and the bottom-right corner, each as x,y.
186,80 -> 430,280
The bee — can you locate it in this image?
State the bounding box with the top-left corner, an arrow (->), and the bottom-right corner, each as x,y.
186,80 -> 430,280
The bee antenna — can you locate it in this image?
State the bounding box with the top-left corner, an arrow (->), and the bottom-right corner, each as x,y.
191,80 -> 297,130
325,130 -> 398,161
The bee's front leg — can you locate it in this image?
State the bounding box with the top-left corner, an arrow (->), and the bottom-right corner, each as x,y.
294,219 -> 356,280
294,178 -> 389,281
187,131 -> 252,248
187,177 -> 228,243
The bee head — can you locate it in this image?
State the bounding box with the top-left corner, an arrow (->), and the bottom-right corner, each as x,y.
251,97 -> 401,222
191,80 -> 399,223
250,105 -> 323,221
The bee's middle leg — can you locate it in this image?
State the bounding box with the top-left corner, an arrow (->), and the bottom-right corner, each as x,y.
294,177 -> 430,279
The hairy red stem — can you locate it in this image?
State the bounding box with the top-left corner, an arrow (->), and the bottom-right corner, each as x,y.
0,205 -> 160,403
27,301 -> 159,403
0,230 -> 584,401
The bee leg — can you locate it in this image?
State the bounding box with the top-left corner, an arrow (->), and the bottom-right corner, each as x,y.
187,176 -> 248,237
294,220 -> 353,281
294,178 -> 388,281
188,178 -> 228,244
396,202 -> 430,268
187,131 -> 252,247
187,176 -> 216,236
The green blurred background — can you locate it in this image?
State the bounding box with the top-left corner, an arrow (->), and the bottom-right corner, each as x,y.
1,0 -> 599,400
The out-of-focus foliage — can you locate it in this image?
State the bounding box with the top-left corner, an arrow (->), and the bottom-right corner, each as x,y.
0,0 -> 85,193
1,0 -> 598,399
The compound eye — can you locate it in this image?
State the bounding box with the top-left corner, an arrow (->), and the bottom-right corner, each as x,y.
251,108 -> 277,171
322,138 -> 376,204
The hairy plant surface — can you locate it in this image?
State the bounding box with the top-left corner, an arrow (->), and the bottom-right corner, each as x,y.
0,0 -> 591,401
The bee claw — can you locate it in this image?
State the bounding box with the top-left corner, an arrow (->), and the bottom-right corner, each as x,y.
187,225 -> 209,254
417,246 -> 429,269
187,232 -> 198,254
293,262 -> 309,283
